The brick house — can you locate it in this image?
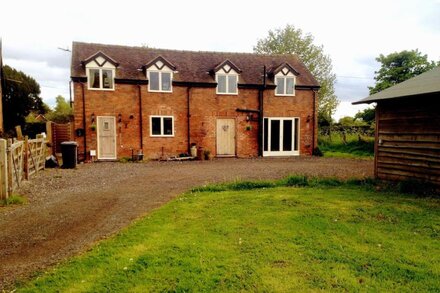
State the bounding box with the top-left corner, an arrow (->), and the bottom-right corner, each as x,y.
71,42 -> 319,160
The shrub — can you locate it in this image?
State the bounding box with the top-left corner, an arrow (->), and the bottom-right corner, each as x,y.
285,175 -> 309,187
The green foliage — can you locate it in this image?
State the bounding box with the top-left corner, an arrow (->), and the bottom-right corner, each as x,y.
338,116 -> 368,127
0,194 -> 27,206
369,49 -> 439,95
46,95 -> 73,123
354,107 -> 375,125
319,133 -> 374,158
284,175 -> 309,187
18,185 -> 440,292
254,25 -> 339,122
2,65 -> 46,133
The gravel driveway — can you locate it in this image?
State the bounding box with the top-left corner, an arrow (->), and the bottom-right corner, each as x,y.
0,157 -> 372,289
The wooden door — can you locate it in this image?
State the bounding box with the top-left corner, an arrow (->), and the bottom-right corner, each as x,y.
97,116 -> 116,160
216,119 -> 235,156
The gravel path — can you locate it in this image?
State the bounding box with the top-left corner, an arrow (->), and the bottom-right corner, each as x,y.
0,157 -> 373,289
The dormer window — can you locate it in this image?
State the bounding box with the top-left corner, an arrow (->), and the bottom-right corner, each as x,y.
275,75 -> 295,96
214,60 -> 241,95
273,64 -> 299,96
83,52 -> 118,91
145,56 -> 175,93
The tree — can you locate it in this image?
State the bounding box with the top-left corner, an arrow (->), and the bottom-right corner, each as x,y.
47,95 -> 73,123
369,49 -> 438,95
338,116 -> 367,127
354,107 -> 375,125
2,65 -> 46,133
254,25 -> 339,125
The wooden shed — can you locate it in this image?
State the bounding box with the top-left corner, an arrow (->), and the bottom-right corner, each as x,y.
353,66 -> 440,185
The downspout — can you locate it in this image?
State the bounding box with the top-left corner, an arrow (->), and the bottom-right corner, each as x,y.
312,89 -> 317,153
258,66 -> 266,157
69,80 -> 73,108
138,84 -> 143,151
187,86 -> 192,153
81,82 -> 87,162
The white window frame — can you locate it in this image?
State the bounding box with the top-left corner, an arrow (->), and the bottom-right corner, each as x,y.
275,76 -> 296,96
263,117 -> 300,156
150,115 -> 175,137
147,70 -> 173,93
87,68 -> 115,91
216,73 -> 238,95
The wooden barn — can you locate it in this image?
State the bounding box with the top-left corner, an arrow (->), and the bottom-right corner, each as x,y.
353,66 -> 440,185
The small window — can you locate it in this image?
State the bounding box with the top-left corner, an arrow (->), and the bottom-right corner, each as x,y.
88,68 -> 115,90
275,76 -> 295,96
148,71 -> 173,92
217,74 -> 238,94
150,116 -> 174,137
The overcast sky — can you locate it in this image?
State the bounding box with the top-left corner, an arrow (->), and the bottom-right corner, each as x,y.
1,0 -> 439,119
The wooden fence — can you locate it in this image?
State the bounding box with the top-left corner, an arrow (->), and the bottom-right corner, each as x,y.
0,134 -> 47,199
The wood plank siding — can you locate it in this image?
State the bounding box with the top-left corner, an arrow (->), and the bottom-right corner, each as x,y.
375,94 -> 440,185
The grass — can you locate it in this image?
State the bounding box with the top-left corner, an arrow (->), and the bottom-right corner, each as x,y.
16,178 -> 440,292
319,133 -> 374,158
0,194 -> 27,206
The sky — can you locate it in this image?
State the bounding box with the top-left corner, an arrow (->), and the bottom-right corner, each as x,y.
1,0 -> 439,120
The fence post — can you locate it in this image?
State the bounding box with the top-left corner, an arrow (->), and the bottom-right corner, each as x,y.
7,139 -> 13,197
46,121 -> 53,156
15,125 -> 23,140
0,139 -> 8,200
24,136 -> 29,180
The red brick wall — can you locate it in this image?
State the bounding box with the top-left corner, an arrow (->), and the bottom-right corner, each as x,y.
73,82 -> 316,160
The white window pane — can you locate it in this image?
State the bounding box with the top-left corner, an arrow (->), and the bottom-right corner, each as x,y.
163,117 -> 173,135
217,75 -> 227,93
89,69 -> 100,88
276,77 -> 285,95
286,77 -> 294,95
151,117 -> 161,135
228,75 -> 237,93
161,72 -> 171,91
149,72 -> 159,91
102,70 -> 113,89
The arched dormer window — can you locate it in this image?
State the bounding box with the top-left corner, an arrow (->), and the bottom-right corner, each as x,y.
273,63 -> 299,96
83,51 -> 118,90
144,56 -> 176,93
214,60 -> 241,95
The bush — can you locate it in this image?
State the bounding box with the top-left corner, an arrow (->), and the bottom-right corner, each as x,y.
285,175 -> 309,187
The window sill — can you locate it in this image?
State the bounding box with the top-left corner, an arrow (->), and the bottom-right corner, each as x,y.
150,135 -> 175,138
87,87 -> 115,91
148,89 -> 173,93
216,92 -> 239,96
274,93 -> 296,97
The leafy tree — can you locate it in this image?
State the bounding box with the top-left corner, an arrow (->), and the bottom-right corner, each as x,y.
47,95 -> 73,123
354,107 -> 375,125
254,25 -> 339,125
2,65 -> 46,133
369,49 -> 438,95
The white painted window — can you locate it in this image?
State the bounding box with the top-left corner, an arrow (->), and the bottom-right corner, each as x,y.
216,73 -> 238,94
87,68 -> 115,90
147,71 -> 172,92
275,76 -> 295,96
263,117 -> 300,156
150,116 -> 174,137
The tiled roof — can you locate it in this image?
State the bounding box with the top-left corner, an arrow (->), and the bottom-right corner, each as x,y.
71,42 -> 319,87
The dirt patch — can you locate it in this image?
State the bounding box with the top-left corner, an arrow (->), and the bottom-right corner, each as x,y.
0,157 -> 372,289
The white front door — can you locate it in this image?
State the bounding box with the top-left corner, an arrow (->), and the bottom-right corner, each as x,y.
216,119 -> 236,156
263,117 -> 300,156
97,116 -> 117,160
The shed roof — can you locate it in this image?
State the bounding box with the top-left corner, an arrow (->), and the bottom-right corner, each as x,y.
71,42 -> 319,87
353,66 -> 440,104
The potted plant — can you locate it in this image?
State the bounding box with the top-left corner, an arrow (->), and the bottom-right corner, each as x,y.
90,124 -> 96,131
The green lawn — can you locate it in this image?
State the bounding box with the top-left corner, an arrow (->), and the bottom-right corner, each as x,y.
319,133 -> 374,158
18,184 -> 440,292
